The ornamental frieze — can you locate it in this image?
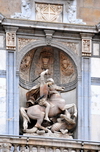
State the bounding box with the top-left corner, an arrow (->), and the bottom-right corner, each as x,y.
58,41 -> 79,55
18,38 -> 37,51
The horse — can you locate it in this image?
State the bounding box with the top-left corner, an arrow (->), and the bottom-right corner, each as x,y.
20,84 -> 77,133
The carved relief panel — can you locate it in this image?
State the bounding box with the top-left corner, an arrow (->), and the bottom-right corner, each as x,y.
19,46 -> 77,91
82,39 -> 91,56
35,47 -> 54,78
20,50 -> 35,81
36,3 -> 62,22
6,32 -> 16,50
60,52 -> 76,84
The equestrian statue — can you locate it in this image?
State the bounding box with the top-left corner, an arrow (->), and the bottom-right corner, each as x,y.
20,69 -> 77,137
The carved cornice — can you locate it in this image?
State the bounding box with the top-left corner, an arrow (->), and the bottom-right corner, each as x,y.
1,18 -> 97,33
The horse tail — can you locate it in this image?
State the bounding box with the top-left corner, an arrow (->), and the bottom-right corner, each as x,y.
20,107 -> 30,130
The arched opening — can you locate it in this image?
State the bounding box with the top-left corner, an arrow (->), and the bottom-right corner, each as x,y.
18,44 -> 78,137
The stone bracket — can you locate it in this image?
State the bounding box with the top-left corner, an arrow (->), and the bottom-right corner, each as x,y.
44,30 -> 55,45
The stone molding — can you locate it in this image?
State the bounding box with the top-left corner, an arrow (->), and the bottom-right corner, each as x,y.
1,18 -> 97,33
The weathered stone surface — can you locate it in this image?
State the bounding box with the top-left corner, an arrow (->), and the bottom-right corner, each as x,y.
0,0 -> 21,18
83,0 -> 94,7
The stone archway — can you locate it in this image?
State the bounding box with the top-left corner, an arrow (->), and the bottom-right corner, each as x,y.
18,40 -> 79,136
18,40 -> 79,107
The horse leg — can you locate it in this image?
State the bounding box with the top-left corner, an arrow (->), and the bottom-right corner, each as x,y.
35,112 -> 48,133
20,107 -> 30,130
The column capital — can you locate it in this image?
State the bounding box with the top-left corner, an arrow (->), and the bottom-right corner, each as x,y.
4,26 -> 19,51
80,33 -> 94,57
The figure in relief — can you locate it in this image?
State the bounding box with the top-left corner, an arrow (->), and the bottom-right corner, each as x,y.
38,69 -> 51,122
20,70 -> 77,137
60,52 -> 76,84
35,47 -> 53,77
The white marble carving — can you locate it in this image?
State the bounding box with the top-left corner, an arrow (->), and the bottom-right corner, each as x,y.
11,0 -> 86,24
11,0 -> 31,19
36,3 -> 62,22
65,0 -> 85,24
0,50 -> 6,70
0,36 -> 4,48
91,58 -> 100,78
6,32 -> 16,50
0,78 -> 6,134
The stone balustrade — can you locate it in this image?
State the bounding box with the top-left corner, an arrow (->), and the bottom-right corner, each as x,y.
0,135 -> 100,152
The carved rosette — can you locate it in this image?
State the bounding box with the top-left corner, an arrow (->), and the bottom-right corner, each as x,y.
18,38 -> 37,51
82,39 -> 91,56
35,47 -> 54,78
6,32 -> 16,50
60,52 -> 76,84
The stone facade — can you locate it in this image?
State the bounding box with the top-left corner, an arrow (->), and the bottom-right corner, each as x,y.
1,0 -> 100,25
0,0 -> 100,142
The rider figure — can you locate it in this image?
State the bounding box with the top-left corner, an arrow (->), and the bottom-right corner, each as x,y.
39,69 -> 52,122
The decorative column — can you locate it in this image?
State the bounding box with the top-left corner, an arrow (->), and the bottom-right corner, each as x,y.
5,26 -> 19,135
78,33 -> 93,140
